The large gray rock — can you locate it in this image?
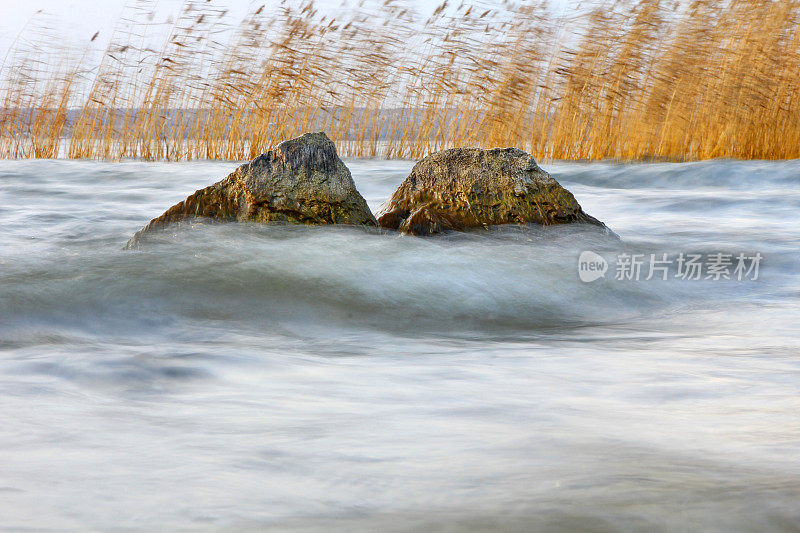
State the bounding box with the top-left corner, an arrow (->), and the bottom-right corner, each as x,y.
377,147 -> 607,235
126,132 -> 376,248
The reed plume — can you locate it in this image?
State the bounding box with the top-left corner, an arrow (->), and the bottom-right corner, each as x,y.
2,0 -> 800,161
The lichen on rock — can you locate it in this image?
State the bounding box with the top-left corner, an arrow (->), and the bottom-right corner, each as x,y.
125,132 -> 376,249
376,147 -> 608,235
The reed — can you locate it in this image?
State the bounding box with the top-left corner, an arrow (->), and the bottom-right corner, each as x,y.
2,0 -> 800,161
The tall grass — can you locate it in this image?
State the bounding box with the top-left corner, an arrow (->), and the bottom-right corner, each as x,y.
2,0 -> 800,161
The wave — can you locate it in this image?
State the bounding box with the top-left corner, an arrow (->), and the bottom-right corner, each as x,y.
0,222 -> 759,342
550,159 -> 800,190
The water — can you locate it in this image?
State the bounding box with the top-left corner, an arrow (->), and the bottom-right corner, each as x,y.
1,157 -> 799,531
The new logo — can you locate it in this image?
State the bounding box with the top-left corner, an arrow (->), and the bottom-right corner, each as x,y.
578,251 -> 608,282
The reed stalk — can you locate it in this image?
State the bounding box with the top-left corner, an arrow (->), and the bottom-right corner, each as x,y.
2,0 -> 800,161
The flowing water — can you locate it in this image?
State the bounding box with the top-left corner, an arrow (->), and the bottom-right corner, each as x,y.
1,157 -> 799,531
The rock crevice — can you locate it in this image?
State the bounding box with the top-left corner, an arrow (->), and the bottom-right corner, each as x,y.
126,135 -> 610,248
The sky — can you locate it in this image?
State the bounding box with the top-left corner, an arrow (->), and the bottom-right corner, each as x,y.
1,0 -> 257,58
0,0 -> 577,63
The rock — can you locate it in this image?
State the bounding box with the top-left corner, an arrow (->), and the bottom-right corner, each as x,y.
376,147 -> 608,235
125,132 -> 376,248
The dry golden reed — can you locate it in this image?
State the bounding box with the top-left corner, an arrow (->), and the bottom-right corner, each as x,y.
2,0 -> 800,161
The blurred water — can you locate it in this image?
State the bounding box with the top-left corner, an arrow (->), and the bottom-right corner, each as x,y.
1,157 -> 799,531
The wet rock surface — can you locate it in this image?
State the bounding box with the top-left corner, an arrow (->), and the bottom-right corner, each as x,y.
125,132 -> 376,249
377,147 -> 607,236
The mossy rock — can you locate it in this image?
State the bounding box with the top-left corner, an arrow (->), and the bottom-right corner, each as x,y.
377,147 -> 607,235
125,132 -> 376,249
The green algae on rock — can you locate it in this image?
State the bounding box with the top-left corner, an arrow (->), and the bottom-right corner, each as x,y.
376,147 -> 608,236
125,132 -> 376,249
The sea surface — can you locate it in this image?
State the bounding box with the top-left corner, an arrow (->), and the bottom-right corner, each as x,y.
1,157 -> 799,531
